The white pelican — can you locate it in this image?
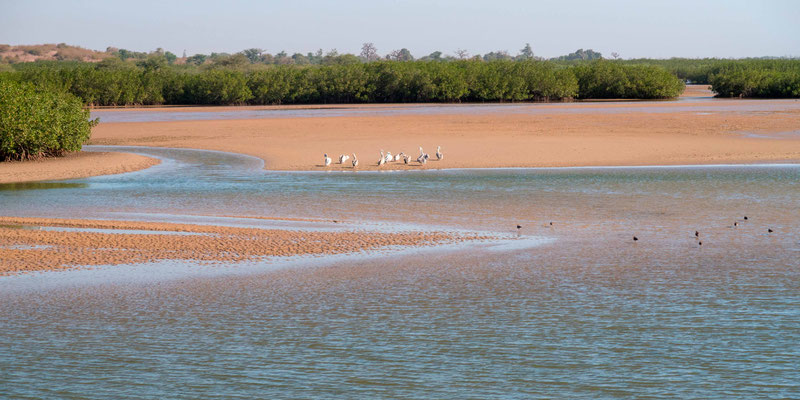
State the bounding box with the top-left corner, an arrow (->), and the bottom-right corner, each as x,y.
384,151 -> 393,163
339,154 -> 350,164
394,152 -> 403,162
403,154 -> 410,164
419,146 -> 424,157
352,153 -> 359,168
417,153 -> 428,164
436,146 -> 443,160
324,153 -> 332,166
378,151 -> 386,166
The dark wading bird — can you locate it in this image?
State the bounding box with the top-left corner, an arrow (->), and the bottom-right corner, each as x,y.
695,230 -> 699,238
768,228 -> 774,233
633,236 -> 639,242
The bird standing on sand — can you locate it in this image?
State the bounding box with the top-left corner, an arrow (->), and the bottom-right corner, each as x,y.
734,222 -> 739,227
352,153 -> 358,168
416,146 -> 430,164
436,146 -> 443,161
339,154 -> 350,164
395,152 -> 403,162
324,153 -> 332,167
633,236 -> 639,242
744,216 -> 749,220
385,151 -> 393,163
403,154 -> 410,164
378,151 -> 386,167
695,230 -> 700,238
768,228 -> 774,233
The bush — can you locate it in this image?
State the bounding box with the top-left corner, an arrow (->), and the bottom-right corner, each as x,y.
573,61 -> 684,99
0,79 -> 97,161
709,60 -> 800,98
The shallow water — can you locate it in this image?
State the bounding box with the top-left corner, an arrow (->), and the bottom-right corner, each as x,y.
1,146 -> 799,398
90,98 -> 800,123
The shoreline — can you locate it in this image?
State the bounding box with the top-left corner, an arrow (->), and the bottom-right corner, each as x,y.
0,151 -> 160,184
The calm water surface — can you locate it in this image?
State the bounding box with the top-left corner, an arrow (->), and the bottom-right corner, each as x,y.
90,98 -> 800,123
1,146 -> 799,399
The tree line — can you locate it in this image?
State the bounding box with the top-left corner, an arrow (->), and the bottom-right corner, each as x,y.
1,59 -> 685,106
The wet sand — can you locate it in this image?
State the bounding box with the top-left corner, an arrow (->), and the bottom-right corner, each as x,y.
0,216 -> 481,274
0,151 -> 159,184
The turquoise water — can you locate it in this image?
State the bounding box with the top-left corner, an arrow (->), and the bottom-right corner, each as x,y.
1,146 -> 799,398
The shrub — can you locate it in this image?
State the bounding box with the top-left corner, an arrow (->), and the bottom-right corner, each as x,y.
573,61 -> 684,99
0,79 -> 97,161
709,60 -> 800,98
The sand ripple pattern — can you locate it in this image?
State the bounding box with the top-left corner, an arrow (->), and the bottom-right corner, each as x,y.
0,217 -> 481,274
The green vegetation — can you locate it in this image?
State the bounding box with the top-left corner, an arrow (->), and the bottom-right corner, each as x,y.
0,59 -> 684,106
707,60 -> 800,98
3,43 -> 798,103
0,79 -> 97,161
574,61 -> 686,99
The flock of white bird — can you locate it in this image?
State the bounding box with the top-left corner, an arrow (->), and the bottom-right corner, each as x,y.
323,146 -> 443,168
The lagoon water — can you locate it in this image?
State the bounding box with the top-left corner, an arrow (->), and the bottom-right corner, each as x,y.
1,146 -> 799,398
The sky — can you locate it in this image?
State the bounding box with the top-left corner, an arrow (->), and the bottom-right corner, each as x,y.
1,0 -> 799,59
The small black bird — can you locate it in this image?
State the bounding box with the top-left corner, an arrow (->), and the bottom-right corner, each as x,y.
695,231 -> 699,238
633,236 -> 638,242
516,225 -> 522,230
699,241 -> 703,246
768,228 -> 773,233
734,222 -> 739,227
744,216 -> 748,220
549,222 -> 553,226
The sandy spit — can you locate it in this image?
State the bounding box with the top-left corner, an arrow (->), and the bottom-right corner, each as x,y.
0,217 -> 485,274
0,151 -> 159,184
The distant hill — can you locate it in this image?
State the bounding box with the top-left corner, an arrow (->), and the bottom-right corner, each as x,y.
0,43 -> 111,63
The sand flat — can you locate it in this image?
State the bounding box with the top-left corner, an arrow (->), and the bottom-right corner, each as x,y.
89,104 -> 800,171
0,151 -> 159,184
0,216 -> 481,274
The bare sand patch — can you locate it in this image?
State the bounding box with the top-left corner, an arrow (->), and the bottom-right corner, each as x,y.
0,151 -> 159,184
0,216 -> 481,274
680,84 -> 713,98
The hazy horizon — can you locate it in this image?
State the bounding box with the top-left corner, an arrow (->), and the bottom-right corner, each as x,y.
2,0 -> 799,59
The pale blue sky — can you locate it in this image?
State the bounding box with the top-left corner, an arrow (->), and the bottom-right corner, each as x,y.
1,0 -> 798,58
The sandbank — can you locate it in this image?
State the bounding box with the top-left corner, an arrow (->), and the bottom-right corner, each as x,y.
0,151 -> 159,184
5,85 -> 800,182
89,86 -> 800,171
0,216 -> 481,274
